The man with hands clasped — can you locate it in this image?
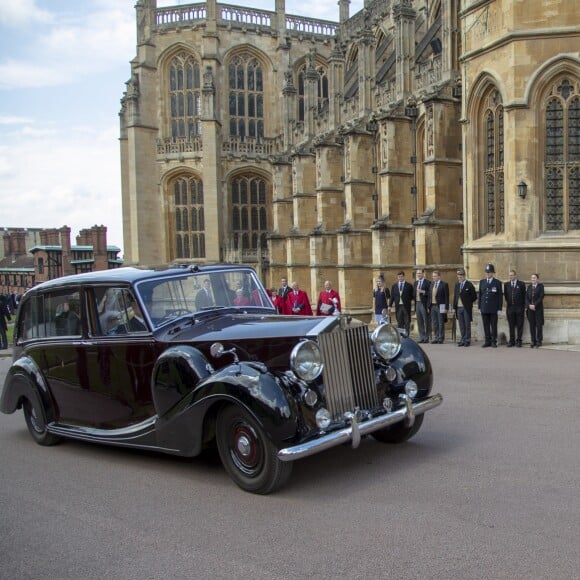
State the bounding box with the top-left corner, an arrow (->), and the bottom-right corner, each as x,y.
503,269 -> 526,347
452,269 -> 477,347
413,268 -> 431,343
478,263 -> 503,348
428,270 -> 449,344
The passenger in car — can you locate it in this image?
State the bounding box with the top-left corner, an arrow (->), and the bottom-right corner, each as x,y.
55,299 -> 81,336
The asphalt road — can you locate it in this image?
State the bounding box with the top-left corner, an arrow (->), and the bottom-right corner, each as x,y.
0,344 -> 579,580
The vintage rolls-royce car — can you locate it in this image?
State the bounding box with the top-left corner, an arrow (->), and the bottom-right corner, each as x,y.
1,265 -> 442,494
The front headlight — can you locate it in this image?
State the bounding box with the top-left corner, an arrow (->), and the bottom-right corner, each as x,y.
371,323 -> 402,361
290,340 -> 323,381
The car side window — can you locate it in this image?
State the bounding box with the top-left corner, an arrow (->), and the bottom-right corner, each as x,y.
94,287 -> 148,336
17,290 -> 82,340
17,295 -> 47,341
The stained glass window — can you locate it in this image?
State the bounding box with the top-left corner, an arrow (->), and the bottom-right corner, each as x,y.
169,53 -> 201,138
544,78 -> 579,231
173,177 -> 205,259
297,63 -> 329,122
231,175 -> 269,252
483,90 -> 504,233
228,54 -> 264,140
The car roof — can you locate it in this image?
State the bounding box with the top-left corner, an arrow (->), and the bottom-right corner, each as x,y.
26,264 -> 258,293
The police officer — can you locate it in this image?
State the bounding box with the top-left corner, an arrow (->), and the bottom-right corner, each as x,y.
478,263 -> 503,348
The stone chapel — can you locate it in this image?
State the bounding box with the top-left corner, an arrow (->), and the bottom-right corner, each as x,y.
120,0 -> 580,342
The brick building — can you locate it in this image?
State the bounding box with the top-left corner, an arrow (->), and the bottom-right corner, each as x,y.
0,226 -> 123,297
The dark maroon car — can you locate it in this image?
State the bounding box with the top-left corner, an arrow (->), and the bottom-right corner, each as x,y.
1,265 -> 442,493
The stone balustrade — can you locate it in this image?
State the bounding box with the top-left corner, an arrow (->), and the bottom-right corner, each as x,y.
156,136 -> 203,155
154,2 -> 336,37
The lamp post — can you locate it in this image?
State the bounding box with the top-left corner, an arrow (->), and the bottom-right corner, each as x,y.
518,181 -> 527,199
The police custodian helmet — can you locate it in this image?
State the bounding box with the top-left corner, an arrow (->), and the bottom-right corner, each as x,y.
485,263 -> 495,273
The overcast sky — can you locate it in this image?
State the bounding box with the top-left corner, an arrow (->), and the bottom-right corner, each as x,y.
0,0 -> 362,255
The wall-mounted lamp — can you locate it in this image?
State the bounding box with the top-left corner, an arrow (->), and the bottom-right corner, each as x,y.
518,181 -> 528,199
405,105 -> 418,118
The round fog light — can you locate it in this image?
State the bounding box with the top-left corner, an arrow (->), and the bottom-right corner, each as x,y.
316,408 -> 331,429
405,379 -> 418,398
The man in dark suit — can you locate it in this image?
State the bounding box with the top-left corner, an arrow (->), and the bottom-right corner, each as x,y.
413,268 -> 431,343
278,277 -> 291,301
0,294 -> 11,349
504,269 -> 526,347
195,279 -> 214,309
389,271 -> 414,335
478,263 -> 503,348
453,268 -> 477,347
526,273 -> 544,348
428,270 -> 449,343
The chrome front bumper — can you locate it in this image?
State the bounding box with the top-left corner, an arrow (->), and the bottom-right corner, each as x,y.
277,393 -> 443,462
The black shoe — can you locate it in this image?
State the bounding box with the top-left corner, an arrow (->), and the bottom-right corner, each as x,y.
530,343 -> 536,348
482,343 -> 491,348
464,342 -> 470,347
457,342 -> 464,347
537,342 -> 542,348
507,343 -> 514,348
516,342 -> 522,348
492,343 -> 497,348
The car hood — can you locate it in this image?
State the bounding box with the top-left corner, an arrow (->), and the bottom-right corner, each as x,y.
163,313 -> 339,343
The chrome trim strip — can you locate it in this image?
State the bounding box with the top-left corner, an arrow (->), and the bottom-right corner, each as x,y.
277,393 -> 443,462
47,416 -> 158,441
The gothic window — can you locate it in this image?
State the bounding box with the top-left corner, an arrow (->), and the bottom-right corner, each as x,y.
544,78 -> 580,231
228,54 -> 264,140
482,90 -> 504,234
173,176 -> 205,259
345,46 -> 359,100
169,53 -> 202,138
231,174 -> 270,252
297,62 -> 329,121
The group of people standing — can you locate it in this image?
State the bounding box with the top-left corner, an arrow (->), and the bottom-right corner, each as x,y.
0,294 -> 13,350
373,265 -> 545,347
271,278 -> 341,317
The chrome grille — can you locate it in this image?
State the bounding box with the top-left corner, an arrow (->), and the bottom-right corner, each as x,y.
318,323 -> 379,418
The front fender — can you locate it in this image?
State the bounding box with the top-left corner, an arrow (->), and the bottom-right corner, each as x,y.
0,356 -> 57,424
155,362 -> 299,456
389,338 -> 433,397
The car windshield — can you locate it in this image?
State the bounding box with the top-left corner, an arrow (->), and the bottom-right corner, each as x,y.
135,268 -> 273,328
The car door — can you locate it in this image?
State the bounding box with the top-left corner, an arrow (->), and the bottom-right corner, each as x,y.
71,285 -> 159,429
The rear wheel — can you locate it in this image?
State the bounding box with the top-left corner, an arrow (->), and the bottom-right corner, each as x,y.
23,399 -> 61,446
216,405 -> 292,494
371,414 -> 424,444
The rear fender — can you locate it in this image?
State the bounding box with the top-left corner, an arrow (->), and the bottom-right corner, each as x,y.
152,345 -> 213,418
0,356 -> 56,424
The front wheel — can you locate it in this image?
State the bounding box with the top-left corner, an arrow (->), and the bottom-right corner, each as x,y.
23,399 -> 61,446
216,405 -> 292,494
371,414 -> 424,444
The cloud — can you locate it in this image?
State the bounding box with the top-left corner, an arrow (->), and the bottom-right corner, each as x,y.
0,115 -> 34,125
0,0 -> 53,26
0,123 -> 124,249
0,2 -> 135,91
